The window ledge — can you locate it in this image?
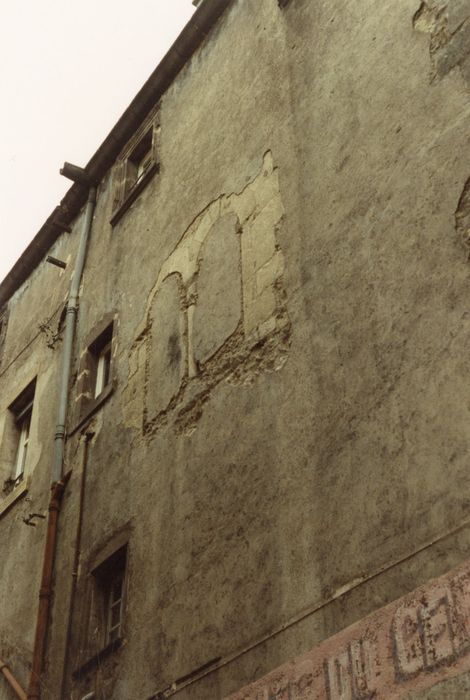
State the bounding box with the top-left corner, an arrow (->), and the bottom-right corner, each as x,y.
73,637 -> 123,679
0,477 -> 30,517
110,162 -> 159,226
69,381 -> 115,437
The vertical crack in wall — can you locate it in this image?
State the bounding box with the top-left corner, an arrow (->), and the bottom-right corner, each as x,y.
413,1 -> 470,85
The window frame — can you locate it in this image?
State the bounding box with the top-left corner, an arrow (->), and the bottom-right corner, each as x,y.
88,322 -> 114,401
126,127 -> 154,194
106,569 -> 125,644
94,339 -> 112,399
110,106 -> 160,226
0,378 -> 36,515
12,399 -> 33,484
73,540 -> 129,679
8,379 -> 36,487
71,318 -> 116,435
90,545 -> 127,650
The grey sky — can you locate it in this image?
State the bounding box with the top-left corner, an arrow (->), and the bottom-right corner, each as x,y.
0,0 -> 195,285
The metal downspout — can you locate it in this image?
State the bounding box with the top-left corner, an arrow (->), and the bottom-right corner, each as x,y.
27,187 -> 97,700
53,186 -> 97,483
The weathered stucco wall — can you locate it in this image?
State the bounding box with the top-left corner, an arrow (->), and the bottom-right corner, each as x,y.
2,0 -> 470,698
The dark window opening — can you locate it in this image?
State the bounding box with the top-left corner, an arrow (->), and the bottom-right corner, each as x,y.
89,323 -> 113,400
127,129 -> 153,193
91,545 -> 127,648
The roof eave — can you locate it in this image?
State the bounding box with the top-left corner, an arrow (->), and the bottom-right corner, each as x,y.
0,0 -> 233,309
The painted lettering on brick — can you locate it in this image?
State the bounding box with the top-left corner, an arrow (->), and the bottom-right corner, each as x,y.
227,559 -> 470,700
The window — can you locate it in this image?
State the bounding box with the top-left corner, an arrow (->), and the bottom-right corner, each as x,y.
12,403 -> 32,484
126,129 -> 153,195
0,379 -> 35,512
107,569 -> 124,643
94,338 -> 112,399
72,317 -> 116,433
72,533 -> 129,679
9,380 -> 35,486
89,323 -> 113,400
110,107 -> 159,225
92,546 -> 127,648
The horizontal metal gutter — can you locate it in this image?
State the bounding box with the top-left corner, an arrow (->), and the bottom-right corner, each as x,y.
0,0 -> 233,309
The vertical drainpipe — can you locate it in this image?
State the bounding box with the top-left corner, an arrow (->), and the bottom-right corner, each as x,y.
53,186 -> 97,483
28,185 -> 97,700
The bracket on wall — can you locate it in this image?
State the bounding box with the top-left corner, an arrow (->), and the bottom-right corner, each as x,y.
46,256 -> 67,270
23,512 -> 47,527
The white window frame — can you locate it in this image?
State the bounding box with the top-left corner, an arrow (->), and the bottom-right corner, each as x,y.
106,572 -> 124,644
12,399 -> 33,484
90,544 -> 127,650
126,128 -> 153,194
13,413 -> 31,482
94,341 -> 112,398
110,107 -> 159,226
136,146 -> 153,183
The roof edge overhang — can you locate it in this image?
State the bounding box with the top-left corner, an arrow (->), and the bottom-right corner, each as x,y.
0,0 -> 233,309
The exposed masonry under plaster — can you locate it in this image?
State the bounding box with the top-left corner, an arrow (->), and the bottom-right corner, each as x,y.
456,176 -> 470,253
413,0 -> 470,84
122,152 -> 291,437
414,3 -> 470,258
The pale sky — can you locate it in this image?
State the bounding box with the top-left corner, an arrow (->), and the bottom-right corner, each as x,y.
0,0 -> 195,285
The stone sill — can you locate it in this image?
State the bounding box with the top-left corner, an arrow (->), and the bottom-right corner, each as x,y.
73,637 -> 123,679
110,162 -> 159,226
0,477 -> 30,518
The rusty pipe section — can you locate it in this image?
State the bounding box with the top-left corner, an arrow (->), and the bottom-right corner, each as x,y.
59,431 -> 93,698
0,658 -> 27,700
27,480 -> 67,700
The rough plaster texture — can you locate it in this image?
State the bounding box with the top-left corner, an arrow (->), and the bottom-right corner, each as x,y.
147,274 -> 186,416
2,0 -> 470,698
193,214 -> 241,365
414,0 -> 470,83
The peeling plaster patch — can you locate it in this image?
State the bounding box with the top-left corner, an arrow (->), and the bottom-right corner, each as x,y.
122,341 -> 147,433
122,152 -> 291,436
455,176 -> 470,252
413,1 -> 470,84
193,214 -> 242,365
145,274 -> 187,421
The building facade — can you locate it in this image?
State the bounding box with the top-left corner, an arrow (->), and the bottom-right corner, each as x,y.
1,0 -> 470,698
